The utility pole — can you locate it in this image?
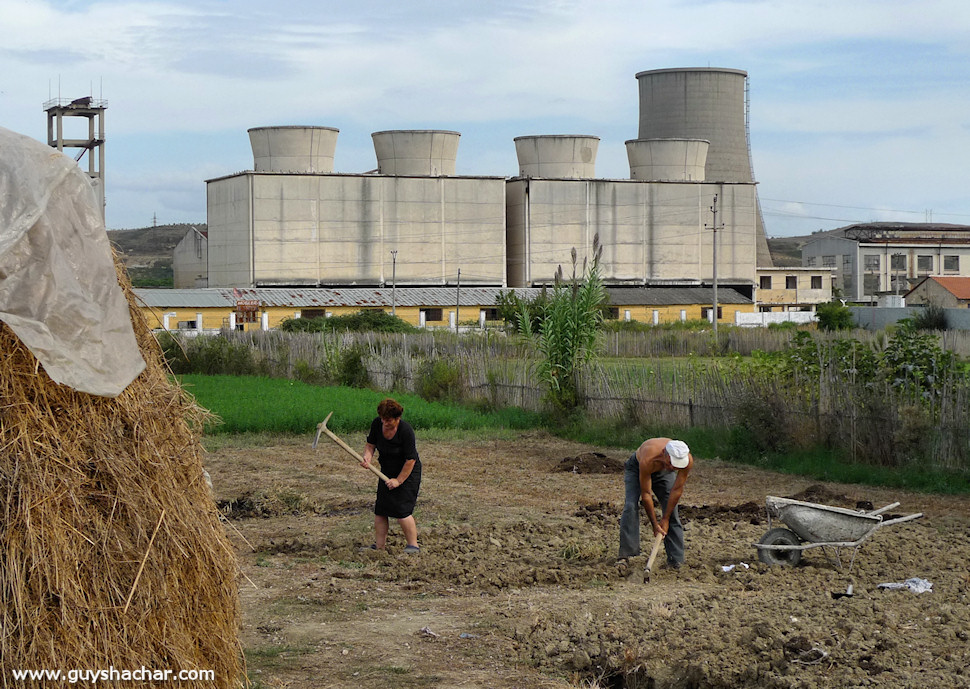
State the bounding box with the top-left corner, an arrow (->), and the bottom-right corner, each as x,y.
390,250 -> 398,315
706,194 -> 723,336
455,268 -> 461,333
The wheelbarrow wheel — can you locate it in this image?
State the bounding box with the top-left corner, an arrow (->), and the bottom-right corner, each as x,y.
757,528 -> 803,566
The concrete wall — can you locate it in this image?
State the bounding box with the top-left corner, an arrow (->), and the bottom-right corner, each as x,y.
206,173 -> 506,287
506,178 -> 757,287
850,306 -> 970,330
172,228 -> 208,288
736,311 -> 816,327
206,175 -> 254,287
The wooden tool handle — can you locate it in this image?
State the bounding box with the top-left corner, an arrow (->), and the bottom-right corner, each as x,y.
317,421 -> 391,482
645,532 -> 664,572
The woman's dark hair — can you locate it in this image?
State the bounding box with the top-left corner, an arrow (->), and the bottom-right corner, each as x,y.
377,398 -> 404,419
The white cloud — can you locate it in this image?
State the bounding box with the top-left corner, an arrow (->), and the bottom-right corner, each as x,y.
2,0 -> 968,230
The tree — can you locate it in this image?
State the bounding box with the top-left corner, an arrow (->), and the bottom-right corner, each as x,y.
815,300 -> 854,331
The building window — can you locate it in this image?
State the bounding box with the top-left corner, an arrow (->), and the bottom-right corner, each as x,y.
890,253 -> 907,271
177,320 -> 197,330
811,275 -> 823,289
917,255 -> 933,274
759,305 -> 772,313
603,307 -> 620,320
822,255 -> 836,268
785,276 -> 797,290
301,309 -> 327,320
701,306 -> 723,320
944,255 -> 959,273
421,308 -> 443,322
863,273 -> 879,296
806,256 -> 817,267
759,275 -> 772,289
863,255 -> 880,272
481,308 -> 501,321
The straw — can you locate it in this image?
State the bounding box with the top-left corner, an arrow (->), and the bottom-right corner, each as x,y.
0,258 -> 243,688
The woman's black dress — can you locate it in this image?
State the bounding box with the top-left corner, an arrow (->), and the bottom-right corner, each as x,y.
366,418 -> 422,518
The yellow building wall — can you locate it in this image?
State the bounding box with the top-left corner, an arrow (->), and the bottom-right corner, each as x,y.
138,301 -> 753,331
137,305 -> 496,331
611,303 -> 754,325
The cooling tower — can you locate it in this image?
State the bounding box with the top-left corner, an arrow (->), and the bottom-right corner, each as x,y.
635,67 -> 772,265
371,130 -> 460,176
248,126 -> 339,173
625,138 -> 709,181
514,135 -> 599,178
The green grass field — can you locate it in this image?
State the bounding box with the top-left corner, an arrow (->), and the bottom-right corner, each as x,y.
178,375 -> 970,495
177,375 -> 540,436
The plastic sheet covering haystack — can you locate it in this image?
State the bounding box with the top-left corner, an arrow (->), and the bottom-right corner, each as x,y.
0,125 -> 144,397
0,126 -> 244,686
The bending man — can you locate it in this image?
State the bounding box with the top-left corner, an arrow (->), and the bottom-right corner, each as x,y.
618,438 -> 693,569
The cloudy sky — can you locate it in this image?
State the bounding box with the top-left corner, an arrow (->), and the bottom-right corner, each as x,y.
2,0 -> 968,236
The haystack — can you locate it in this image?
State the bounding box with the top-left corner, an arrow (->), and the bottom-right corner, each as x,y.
0,127 -> 242,686
0,272 -> 243,687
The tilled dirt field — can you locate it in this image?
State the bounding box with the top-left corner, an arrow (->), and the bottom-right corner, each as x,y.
206,431 -> 970,688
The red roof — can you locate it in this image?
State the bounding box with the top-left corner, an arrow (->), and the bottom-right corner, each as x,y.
929,276 -> 970,300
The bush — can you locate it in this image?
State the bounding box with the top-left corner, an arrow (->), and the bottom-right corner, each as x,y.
279,310 -> 416,333
337,345 -> 370,388
816,301 -> 854,331
415,359 -> 462,402
909,304 -> 948,331
158,333 -> 261,376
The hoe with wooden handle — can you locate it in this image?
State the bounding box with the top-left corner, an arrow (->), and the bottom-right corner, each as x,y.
313,412 -> 391,482
644,532 -> 664,573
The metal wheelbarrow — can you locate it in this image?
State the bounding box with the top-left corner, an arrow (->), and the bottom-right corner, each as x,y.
754,496 -> 922,570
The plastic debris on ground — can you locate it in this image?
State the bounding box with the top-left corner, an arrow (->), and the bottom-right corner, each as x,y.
877,577 -> 933,594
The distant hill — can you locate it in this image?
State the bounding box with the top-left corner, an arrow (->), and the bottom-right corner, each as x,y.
108,223 -> 204,288
767,234 -> 811,267
106,223 -> 809,287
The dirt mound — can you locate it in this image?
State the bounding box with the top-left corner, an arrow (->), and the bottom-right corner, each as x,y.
787,483 -> 854,506
680,500 -> 764,524
555,452 -> 624,474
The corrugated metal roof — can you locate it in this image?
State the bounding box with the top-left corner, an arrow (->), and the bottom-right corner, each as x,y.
134,287 -> 545,309
605,286 -> 752,305
136,286 -> 752,309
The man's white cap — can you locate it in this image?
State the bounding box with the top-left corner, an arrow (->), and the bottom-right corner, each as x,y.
665,440 -> 690,469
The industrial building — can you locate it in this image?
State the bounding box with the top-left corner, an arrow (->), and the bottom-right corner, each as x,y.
801,223 -> 970,302
182,67 -> 768,316
134,286 -> 753,333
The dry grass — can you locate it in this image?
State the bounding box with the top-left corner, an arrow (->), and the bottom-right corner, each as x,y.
0,261 -> 242,687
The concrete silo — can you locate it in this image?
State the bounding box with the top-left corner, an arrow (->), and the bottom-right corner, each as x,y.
625,138 -> 709,181
635,68 -> 772,265
247,126 -> 339,173
513,135 -> 599,178
371,130 -> 460,176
